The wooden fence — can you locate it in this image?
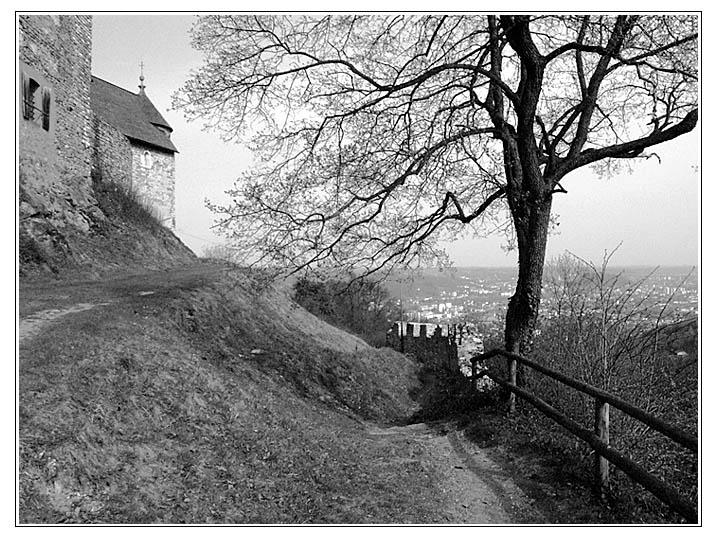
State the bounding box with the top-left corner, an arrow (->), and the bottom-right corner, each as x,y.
470,348 -> 698,523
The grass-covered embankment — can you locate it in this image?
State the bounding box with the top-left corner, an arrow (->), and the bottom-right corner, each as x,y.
19,264 -> 461,523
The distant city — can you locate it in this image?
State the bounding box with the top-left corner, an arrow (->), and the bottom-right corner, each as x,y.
385,266 -> 698,345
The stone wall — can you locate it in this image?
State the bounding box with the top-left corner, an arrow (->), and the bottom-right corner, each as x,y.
19,15 -> 93,187
91,115 -> 132,186
18,15 -> 97,236
18,60 -> 57,157
386,322 -> 459,371
130,144 -> 176,229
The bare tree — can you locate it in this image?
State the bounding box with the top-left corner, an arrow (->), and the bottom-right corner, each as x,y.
175,15 -> 698,363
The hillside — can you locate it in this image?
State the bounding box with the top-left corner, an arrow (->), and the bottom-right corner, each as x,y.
18,152 -> 534,523
20,261 -> 553,524
19,170 -> 196,280
18,176 -> 694,523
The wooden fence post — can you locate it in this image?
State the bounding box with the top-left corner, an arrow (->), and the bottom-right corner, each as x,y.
508,357 -> 517,413
594,398 -> 610,495
480,349 -> 697,520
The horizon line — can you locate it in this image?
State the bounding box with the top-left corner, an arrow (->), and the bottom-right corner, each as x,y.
432,263 -> 699,269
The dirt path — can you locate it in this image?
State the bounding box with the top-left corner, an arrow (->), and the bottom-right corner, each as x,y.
19,302 -> 112,345
19,261 -> 540,523
18,262 -> 226,348
366,422 -> 543,523
19,261 -> 229,317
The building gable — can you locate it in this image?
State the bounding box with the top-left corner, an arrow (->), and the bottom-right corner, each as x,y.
90,76 -> 177,153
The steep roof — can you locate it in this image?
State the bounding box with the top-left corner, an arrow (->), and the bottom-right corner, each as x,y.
90,76 -> 178,153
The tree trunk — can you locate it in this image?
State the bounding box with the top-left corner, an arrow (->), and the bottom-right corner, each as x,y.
496,15 -> 552,412
503,191 -> 553,411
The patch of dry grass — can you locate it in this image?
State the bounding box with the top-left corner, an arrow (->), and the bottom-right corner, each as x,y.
171,272 -> 421,423
19,174 -> 196,280
442,397 -> 694,524
18,268 -> 456,523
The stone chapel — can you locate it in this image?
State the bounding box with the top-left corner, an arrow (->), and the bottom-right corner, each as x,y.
18,15 -> 178,230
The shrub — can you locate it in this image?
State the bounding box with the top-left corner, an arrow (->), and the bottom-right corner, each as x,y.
18,230 -> 50,270
92,173 -> 164,231
293,274 -> 400,347
200,244 -> 242,263
519,250 -> 697,521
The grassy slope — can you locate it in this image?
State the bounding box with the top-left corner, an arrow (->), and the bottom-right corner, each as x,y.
19,262 -> 697,524
19,178 -> 196,280
19,266 -> 462,524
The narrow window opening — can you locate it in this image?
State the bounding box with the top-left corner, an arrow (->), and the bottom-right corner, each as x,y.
21,73 -> 50,130
141,151 -> 153,168
41,87 -> 51,131
22,75 -> 40,120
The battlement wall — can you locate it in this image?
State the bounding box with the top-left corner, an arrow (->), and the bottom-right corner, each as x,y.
386,322 -> 459,371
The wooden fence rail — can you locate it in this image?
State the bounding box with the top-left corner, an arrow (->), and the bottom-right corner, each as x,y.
470,349 -> 698,523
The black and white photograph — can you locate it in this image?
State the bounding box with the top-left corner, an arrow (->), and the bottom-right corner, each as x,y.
15,7 -> 702,527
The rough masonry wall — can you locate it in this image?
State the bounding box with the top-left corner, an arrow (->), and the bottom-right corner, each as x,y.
92,116 -> 132,186
386,323 -> 459,371
130,144 -> 176,229
18,61 -> 57,176
19,15 -> 93,186
18,15 -> 97,235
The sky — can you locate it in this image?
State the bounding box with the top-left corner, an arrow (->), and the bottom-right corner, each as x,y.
91,14 -> 700,268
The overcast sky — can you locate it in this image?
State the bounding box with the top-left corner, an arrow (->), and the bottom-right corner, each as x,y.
91,14 -> 700,268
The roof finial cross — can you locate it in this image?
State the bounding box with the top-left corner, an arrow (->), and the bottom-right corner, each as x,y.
138,60 -> 146,94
